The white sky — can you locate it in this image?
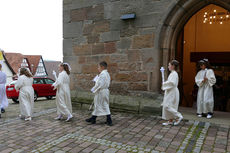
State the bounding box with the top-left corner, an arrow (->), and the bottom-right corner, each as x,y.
0,0 -> 63,61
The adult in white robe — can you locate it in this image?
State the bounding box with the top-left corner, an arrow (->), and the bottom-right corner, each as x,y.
52,70 -> 73,121
15,75 -> 34,120
195,68 -> 216,118
0,69 -> 8,117
86,62 -> 112,126
162,70 -> 183,124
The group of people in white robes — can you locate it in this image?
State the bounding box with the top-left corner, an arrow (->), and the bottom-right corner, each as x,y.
1,57 -> 217,127
161,58 -> 216,126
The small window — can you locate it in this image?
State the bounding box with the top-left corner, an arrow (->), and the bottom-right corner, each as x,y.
45,79 -> 55,84
33,78 -> 45,84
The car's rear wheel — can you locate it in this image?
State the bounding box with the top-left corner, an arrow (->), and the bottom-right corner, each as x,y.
46,96 -> 53,100
34,92 -> 38,101
12,98 -> 19,103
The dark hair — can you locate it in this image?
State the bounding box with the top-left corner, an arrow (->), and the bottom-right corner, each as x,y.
20,68 -> 33,78
0,64 -> 2,70
198,59 -> 211,69
170,60 -> 180,71
99,61 -> 107,69
60,63 -> 70,75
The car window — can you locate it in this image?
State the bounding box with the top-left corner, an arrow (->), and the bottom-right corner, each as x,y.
33,78 -> 45,84
45,79 -> 55,84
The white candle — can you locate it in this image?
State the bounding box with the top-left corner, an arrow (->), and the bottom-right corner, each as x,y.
160,67 -> 165,83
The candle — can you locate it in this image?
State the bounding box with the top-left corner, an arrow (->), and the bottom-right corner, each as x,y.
160,67 -> 165,83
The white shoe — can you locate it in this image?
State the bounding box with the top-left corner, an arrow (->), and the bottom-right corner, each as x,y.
162,121 -> 173,126
25,117 -> 32,121
174,117 -> 183,126
207,114 -> 212,119
66,114 -> 73,122
197,114 -> 202,118
54,115 -> 63,120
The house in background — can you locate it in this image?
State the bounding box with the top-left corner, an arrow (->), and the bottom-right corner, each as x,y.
24,55 -> 47,77
4,52 -> 48,79
0,51 -> 15,84
44,60 -> 61,80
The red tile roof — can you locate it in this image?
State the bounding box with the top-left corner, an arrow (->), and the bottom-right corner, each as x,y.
4,53 -> 25,74
4,53 -> 42,75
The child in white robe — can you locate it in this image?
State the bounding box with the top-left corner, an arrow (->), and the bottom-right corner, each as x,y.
195,59 -> 216,119
0,64 -> 8,118
15,68 -> 34,121
52,63 -> 73,122
162,60 -> 183,126
86,61 -> 112,126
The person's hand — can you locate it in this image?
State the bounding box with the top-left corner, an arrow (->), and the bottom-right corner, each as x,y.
203,77 -> 208,82
52,70 -> 56,76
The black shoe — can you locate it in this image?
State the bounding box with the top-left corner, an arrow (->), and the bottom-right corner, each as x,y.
1,108 -> 5,113
105,121 -> 113,126
106,115 -> 112,126
85,116 -> 97,124
85,118 -> 92,122
85,118 -> 96,124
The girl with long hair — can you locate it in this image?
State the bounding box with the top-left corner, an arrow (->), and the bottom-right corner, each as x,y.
15,68 -> 34,121
52,63 -> 73,122
161,60 -> 183,126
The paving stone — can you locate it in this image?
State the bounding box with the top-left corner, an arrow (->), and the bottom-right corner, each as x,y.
0,100 -> 230,153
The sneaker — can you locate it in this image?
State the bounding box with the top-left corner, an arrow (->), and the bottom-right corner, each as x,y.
197,114 -> 202,118
162,121 -> 173,126
54,115 -> 63,120
25,117 -> 32,121
207,114 -> 212,119
66,114 -> 73,122
174,117 -> 183,126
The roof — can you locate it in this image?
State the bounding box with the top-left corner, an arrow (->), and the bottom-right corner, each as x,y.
24,55 -> 41,74
4,52 -> 44,75
4,52 -> 25,74
1,52 -> 15,74
44,60 -> 61,80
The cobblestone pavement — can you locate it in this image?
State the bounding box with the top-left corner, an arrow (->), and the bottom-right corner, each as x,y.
0,102 -> 230,153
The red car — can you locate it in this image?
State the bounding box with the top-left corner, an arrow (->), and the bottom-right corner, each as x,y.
6,77 -> 56,103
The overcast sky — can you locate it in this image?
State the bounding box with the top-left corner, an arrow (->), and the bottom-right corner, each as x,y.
0,0 -> 63,61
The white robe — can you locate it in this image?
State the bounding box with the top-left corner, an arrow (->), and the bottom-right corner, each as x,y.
15,75 -> 34,117
0,71 -> 8,110
195,69 -> 216,114
53,71 -> 72,116
161,70 -> 183,120
91,70 -> 111,116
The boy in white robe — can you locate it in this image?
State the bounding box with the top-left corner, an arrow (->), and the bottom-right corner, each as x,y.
161,60 -> 183,126
15,68 -> 34,121
0,64 -> 8,118
195,59 -> 216,119
86,61 -> 112,126
52,63 -> 73,122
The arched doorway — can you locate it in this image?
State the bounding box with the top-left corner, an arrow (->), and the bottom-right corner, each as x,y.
156,0 -> 230,111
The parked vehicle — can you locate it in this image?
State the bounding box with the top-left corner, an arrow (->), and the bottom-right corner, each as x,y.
6,77 -> 56,103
